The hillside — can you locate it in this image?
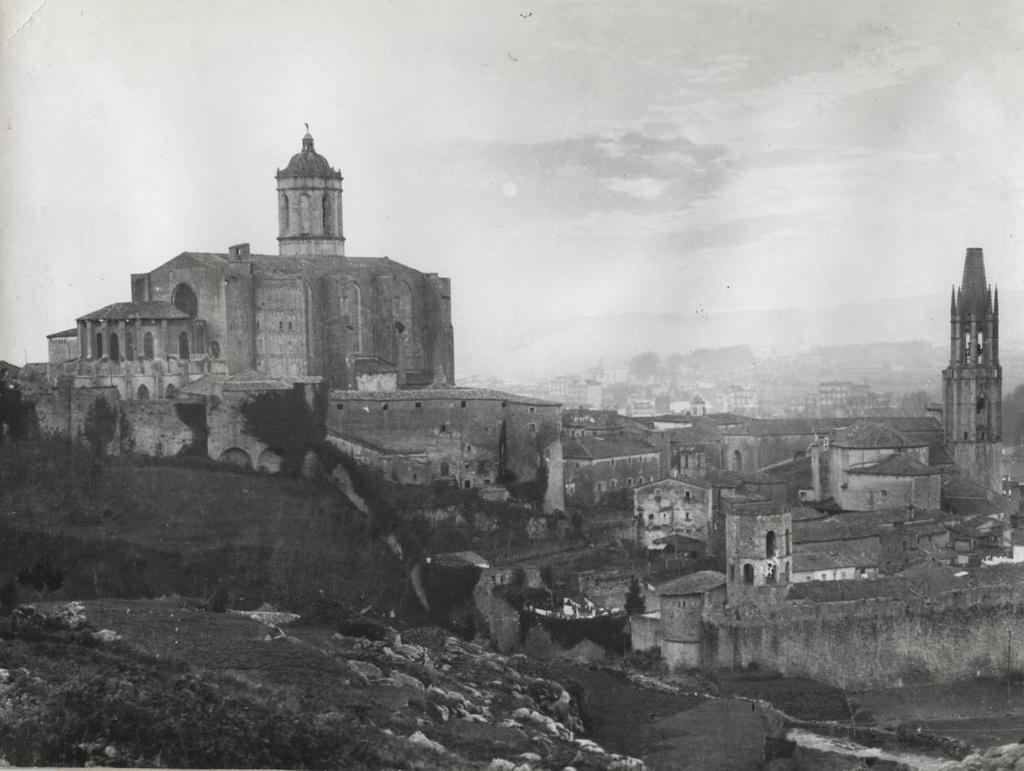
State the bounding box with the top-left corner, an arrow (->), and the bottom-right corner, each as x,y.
0,597 -> 665,769
460,290 -> 1024,380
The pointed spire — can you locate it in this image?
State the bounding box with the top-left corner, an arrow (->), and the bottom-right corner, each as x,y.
950,285 -> 957,315
960,247 -> 989,318
994,286 -> 999,316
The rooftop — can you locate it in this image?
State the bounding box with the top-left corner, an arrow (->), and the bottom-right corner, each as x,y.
793,544 -> 879,572
832,422 -> 925,449
635,476 -> 712,492
847,453 -> 939,477
77,301 -> 189,322
657,570 -> 727,596
562,435 -> 660,461
329,387 -> 559,407
794,508 -> 919,543
46,328 -> 78,339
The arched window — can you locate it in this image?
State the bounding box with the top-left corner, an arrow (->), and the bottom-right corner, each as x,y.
280,193 -> 290,232
178,331 -> 190,359
125,332 -> 135,361
109,332 -> 120,363
96,333 -> 104,359
143,332 -> 154,360
731,449 -> 742,471
976,395 -> 987,414
172,283 -> 198,319
343,283 -> 363,352
742,564 -> 755,585
136,384 -> 149,400
766,530 -> 777,558
684,491 -> 691,502
977,331 -> 984,364
440,461 -> 450,476
322,193 -> 333,233
299,193 -> 311,234
165,384 -> 177,399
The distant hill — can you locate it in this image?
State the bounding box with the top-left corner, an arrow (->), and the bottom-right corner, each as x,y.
459,290 -> 1024,381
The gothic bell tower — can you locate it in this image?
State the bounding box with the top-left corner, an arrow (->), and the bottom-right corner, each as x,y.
276,129 -> 345,257
942,247 -> 1002,492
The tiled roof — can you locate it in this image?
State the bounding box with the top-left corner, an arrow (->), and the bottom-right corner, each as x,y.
77,301 -> 189,322
46,328 -> 78,339
330,387 -> 559,407
657,570 -> 726,596
793,544 -> 879,572
794,509 -> 918,544
635,476 -> 711,492
722,417 -> 849,437
790,506 -> 827,522
788,563 -> 962,602
847,453 -> 939,477
832,422 -> 923,449
889,519 -> 949,537
562,435 -> 660,461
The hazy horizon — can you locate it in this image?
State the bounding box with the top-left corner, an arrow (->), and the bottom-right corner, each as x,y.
3,1 -> 1022,378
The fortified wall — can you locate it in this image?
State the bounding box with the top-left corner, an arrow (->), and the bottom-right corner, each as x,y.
702,583 -> 1024,690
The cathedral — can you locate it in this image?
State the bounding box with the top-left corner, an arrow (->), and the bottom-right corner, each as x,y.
48,132 -> 455,396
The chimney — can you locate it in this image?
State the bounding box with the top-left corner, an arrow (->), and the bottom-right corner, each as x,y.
228,243 -> 251,261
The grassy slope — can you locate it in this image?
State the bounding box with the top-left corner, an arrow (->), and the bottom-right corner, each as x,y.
0,450 -> 411,613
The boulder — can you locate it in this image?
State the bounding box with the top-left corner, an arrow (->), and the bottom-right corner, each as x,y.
346,660 -> 383,679
407,731 -> 445,754
391,670 -> 425,690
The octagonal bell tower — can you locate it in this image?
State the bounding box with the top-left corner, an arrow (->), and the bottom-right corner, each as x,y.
276,130 -> 345,257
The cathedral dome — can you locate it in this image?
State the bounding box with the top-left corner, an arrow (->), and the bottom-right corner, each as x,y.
277,132 -> 342,179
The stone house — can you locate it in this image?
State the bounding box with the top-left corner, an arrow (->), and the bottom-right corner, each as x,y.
326,388 -> 565,511
562,435 -> 662,505
633,477 -> 712,551
879,519 -> 950,574
792,544 -> 879,582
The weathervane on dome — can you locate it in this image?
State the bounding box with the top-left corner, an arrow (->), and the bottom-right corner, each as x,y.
305,122 -> 309,133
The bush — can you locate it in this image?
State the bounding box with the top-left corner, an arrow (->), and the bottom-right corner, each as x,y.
0,578 -> 17,615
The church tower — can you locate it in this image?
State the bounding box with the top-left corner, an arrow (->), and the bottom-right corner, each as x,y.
942,247 -> 1002,492
276,130 -> 345,257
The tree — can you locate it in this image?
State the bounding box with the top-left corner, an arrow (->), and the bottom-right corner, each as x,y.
625,576 -> 646,616
0,377 -> 38,440
627,352 -> 661,380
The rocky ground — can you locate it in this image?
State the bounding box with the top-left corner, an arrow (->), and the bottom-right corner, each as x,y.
0,598 -> 658,769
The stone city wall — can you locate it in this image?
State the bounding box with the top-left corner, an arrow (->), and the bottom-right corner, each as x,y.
704,584 -> 1024,689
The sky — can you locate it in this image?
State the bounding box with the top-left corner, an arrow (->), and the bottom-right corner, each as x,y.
2,0 -> 1023,378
